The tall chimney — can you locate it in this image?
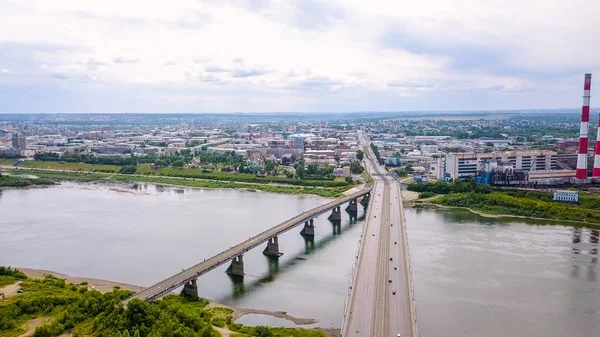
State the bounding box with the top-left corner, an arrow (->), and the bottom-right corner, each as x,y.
576,73 -> 592,179
593,114 -> 600,177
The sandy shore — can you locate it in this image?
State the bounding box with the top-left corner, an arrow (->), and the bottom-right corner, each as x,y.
16,267 -> 320,327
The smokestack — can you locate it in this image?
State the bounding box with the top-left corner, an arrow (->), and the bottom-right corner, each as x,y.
594,114 -> 600,177
576,73 -> 592,179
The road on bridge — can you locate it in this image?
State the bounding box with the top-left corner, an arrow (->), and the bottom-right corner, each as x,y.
342,133 -> 418,337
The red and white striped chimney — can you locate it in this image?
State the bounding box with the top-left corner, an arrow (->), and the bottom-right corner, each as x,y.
593,114 -> 600,177
576,73 -> 592,179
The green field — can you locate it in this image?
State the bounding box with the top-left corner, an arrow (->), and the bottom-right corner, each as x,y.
19,161 -> 121,173
135,165 -> 349,187
0,159 -> 17,166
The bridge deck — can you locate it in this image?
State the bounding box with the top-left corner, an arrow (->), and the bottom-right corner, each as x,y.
126,187 -> 372,303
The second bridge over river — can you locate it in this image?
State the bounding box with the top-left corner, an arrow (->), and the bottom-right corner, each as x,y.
126,187 -> 372,303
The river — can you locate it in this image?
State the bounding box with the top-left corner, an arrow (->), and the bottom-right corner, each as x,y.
1,182 -> 599,336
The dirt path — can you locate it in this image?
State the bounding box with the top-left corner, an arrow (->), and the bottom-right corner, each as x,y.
0,281 -> 22,299
16,317 -> 52,337
213,326 -> 238,337
401,190 -> 419,201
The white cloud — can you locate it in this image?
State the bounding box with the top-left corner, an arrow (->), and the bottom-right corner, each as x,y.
0,68 -> 9,76
0,0 -> 599,112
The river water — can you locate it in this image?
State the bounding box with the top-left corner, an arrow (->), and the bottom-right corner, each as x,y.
1,183 -> 599,336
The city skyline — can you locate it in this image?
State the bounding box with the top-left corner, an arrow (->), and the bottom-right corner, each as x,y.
1,0 -> 599,113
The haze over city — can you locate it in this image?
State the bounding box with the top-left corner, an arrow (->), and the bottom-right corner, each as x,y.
1,0 -> 599,113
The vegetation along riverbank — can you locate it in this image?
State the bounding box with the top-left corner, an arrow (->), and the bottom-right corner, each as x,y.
407,180 -> 600,226
0,172 -> 54,189
0,167 -> 352,198
0,266 -> 330,337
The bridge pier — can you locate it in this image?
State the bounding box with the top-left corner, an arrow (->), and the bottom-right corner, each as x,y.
181,278 -> 198,298
345,198 -> 358,213
263,236 -> 283,257
304,235 -> 315,253
328,206 -> 342,222
360,192 -> 371,207
226,255 -> 245,276
332,221 -> 341,235
300,219 -> 315,237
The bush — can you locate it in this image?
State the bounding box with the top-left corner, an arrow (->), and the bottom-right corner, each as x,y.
418,191 -> 435,199
212,317 -> 225,328
119,166 -> 137,174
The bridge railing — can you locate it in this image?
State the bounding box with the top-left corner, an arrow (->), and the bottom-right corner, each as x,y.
391,173 -> 419,337
127,187 -> 372,302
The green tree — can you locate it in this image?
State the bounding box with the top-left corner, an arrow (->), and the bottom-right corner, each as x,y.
356,150 -> 364,161
345,176 -> 353,183
295,162 -> 305,179
264,160 -> 275,173
350,162 -> 364,174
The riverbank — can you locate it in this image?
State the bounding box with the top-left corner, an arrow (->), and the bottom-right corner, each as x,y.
1,166 -> 352,198
411,201 -> 600,227
11,267 -> 320,327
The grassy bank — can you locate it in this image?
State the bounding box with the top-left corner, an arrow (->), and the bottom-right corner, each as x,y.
0,174 -> 54,188
0,268 -> 327,337
409,180 -> 600,224
11,160 -> 351,188
21,159 -> 350,187
10,169 -> 349,198
430,190 -> 600,224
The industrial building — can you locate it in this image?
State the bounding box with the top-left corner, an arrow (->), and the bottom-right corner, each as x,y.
444,150 -> 558,180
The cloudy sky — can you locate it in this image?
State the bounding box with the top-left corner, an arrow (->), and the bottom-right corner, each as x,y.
1,0 -> 599,113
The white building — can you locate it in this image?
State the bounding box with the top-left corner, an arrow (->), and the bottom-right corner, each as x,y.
553,190 -> 579,203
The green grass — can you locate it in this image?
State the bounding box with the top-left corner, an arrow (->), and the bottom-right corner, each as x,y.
19,160 -> 120,173
136,165 -> 348,187
433,191 -> 600,225
0,159 -> 17,166
0,276 -> 17,287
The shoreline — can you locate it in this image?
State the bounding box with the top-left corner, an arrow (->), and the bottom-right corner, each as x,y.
15,267 -> 320,327
411,202 -> 600,227
1,166 -> 351,198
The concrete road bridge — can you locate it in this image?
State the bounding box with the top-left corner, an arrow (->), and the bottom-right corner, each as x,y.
125,186 -> 372,303
341,133 -> 419,337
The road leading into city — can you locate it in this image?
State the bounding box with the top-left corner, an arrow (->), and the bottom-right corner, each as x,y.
342,134 -> 418,337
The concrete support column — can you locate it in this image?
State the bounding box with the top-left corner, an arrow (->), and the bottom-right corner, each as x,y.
345,198 -> 358,213
263,236 -> 283,257
226,255 -> 245,276
328,206 -> 342,222
300,220 -> 315,236
182,278 -> 198,298
332,221 -> 341,235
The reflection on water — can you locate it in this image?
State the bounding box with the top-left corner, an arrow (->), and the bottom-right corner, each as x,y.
408,208 -> 600,337
222,214 -> 364,301
571,228 -> 598,282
